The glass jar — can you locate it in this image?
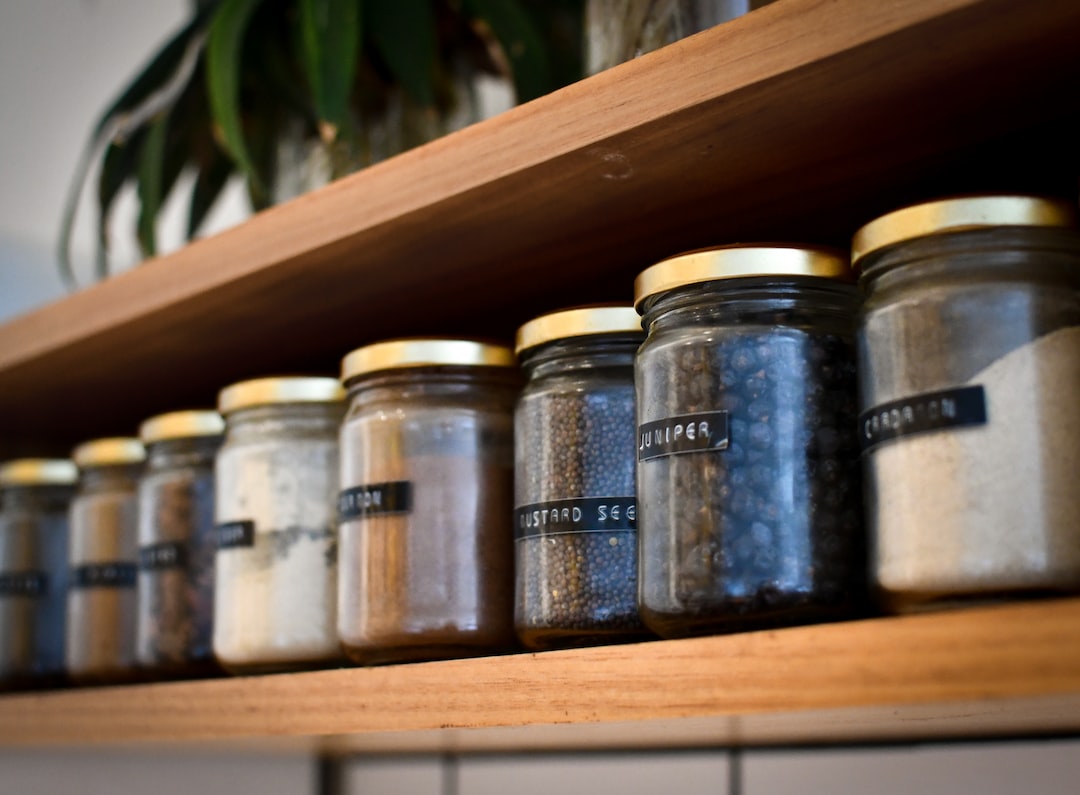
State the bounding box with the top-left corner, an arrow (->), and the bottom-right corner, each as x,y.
514,307 -> 650,650
136,410 -> 224,678
0,460 -> 76,689
634,246 -> 865,638
852,196 -> 1080,612
338,339 -> 518,664
67,438 -> 145,683
213,377 -> 345,673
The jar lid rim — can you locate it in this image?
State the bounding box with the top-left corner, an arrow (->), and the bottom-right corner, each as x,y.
72,438 -> 146,468
139,410 -> 225,443
634,245 -> 850,310
341,339 -> 515,382
218,377 -> 345,414
0,458 -> 78,486
852,195 -> 1077,266
515,306 -> 643,354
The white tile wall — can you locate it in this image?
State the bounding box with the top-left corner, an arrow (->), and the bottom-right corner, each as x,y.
742,739 -> 1080,795
0,747 -> 315,795
341,756 -> 444,795
456,751 -> 730,795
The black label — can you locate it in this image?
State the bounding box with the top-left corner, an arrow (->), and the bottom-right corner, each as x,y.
139,541 -> 188,571
0,571 -> 48,598
859,385 -> 987,453
514,497 -> 636,540
338,481 -> 412,521
72,562 -> 136,589
638,411 -> 730,461
216,520 -> 256,550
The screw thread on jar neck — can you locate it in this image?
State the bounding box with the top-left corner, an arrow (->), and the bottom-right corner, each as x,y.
521,335 -> 642,381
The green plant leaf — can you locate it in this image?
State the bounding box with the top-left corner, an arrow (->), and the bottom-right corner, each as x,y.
188,146 -> 234,238
367,0 -> 436,106
464,0 -> 552,102
136,112 -> 171,260
300,0 -> 361,141
207,0 -> 266,199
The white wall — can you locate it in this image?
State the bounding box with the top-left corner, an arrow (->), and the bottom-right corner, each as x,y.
0,0 -> 247,323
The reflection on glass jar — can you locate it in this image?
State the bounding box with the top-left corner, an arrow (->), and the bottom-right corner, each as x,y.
213,378 -> 345,674
338,339 -> 518,665
852,195 -> 1080,612
66,438 -> 145,684
634,246 -> 865,638
0,459 -> 76,689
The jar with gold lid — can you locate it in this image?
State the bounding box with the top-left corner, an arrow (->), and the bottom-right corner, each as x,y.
213,377 -> 345,673
67,438 -> 145,683
0,459 -> 76,688
852,195 -> 1080,611
634,246 -> 864,638
514,307 -> 650,650
136,410 -> 224,679
337,339 -> 518,664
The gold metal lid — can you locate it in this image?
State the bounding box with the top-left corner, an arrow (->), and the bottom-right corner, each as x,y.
72,438 -> 146,468
634,245 -> 850,310
342,339 -> 516,382
139,410 -> 225,444
515,306 -> 644,354
218,377 -> 345,414
0,458 -> 78,487
852,195 -> 1077,266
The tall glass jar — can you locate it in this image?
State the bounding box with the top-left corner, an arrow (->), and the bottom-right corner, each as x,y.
514,307 -> 649,650
136,410 -> 224,679
214,378 -> 345,673
338,339 -> 518,664
67,438 -> 145,683
852,196 -> 1080,612
0,459 -> 76,689
634,246 -> 864,638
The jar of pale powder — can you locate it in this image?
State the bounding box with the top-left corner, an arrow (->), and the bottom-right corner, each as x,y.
337,339 -> 518,664
852,195 -> 1080,611
214,377 -> 345,673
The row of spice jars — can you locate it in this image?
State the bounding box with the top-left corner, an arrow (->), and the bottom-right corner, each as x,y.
2,193 -> 1079,684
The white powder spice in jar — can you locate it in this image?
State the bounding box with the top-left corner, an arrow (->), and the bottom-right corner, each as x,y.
213,378 -> 345,673
872,326 -> 1080,602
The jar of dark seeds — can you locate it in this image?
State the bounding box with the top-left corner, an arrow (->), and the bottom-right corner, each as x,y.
514,306 -> 649,650
67,438 -> 145,683
136,410 -> 224,679
338,340 -> 518,664
634,246 -> 865,638
852,196 -> 1080,612
214,378 -> 345,674
0,459 -> 76,689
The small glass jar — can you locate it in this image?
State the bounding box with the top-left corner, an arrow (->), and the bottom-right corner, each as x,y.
67,438 -> 145,683
338,339 -> 518,664
852,196 -> 1080,612
136,410 -> 224,678
634,246 -> 865,638
213,377 -> 345,673
0,459 -> 76,689
514,307 -> 650,650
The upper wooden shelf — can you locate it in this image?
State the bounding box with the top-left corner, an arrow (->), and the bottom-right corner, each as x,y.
2,599 -> 1079,752
1,0 -> 1079,456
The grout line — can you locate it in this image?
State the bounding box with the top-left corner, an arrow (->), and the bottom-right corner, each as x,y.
316,755 -> 346,795
729,748 -> 743,795
441,753 -> 460,795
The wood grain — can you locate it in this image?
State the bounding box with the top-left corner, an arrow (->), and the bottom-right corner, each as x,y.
2,0 -> 1079,455
2,599 -> 1079,750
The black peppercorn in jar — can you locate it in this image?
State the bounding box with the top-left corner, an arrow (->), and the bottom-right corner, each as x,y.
67,438 -> 145,683
338,339 -> 519,664
513,306 -> 650,650
634,246 -> 865,638
0,459 -> 76,689
214,377 -> 345,674
136,410 -> 224,679
852,196 -> 1080,612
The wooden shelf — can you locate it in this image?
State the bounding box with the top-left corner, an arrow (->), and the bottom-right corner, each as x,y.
2,599 -> 1079,752
2,0 -> 1080,456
